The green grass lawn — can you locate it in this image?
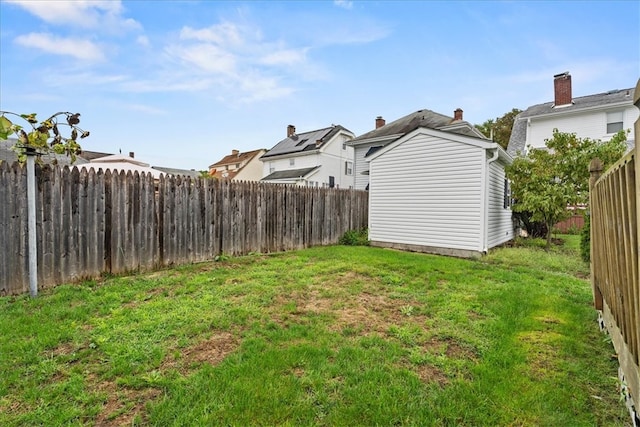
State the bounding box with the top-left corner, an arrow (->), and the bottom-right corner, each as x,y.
0,235 -> 629,426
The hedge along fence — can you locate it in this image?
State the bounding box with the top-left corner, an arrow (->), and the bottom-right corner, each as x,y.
0,163 -> 369,296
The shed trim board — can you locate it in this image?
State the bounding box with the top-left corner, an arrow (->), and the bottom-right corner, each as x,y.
367,127 -> 513,257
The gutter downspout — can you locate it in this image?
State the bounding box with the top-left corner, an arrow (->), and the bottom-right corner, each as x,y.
481,147 -> 500,253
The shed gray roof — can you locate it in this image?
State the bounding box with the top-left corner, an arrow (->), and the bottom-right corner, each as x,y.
261,166 -> 320,181
350,109 -> 486,145
261,125 -> 350,159
507,87 -> 635,156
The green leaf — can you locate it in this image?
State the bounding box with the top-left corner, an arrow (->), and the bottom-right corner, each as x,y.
0,116 -> 13,139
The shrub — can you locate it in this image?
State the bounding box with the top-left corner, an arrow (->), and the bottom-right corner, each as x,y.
339,228 -> 369,246
580,213 -> 590,263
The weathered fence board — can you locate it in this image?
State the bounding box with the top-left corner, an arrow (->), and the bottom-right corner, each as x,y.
589,79 -> 640,420
0,164 -> 368,295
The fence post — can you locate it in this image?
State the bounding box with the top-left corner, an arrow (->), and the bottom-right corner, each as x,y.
589,158 -> 604,310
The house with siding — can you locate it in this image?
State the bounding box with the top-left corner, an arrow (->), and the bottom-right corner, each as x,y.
362,111 -> 514,258
507,72 -> 637,156
208,148 -> 266,181
260,124 -> 355,188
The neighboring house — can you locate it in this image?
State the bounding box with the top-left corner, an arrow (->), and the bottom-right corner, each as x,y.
208,148 -> 266,181
82,153 -> 166,179
366,125 -> 514,258
260,124 -> 355,188
507,72 -> 637,156
347,109 -> 487,191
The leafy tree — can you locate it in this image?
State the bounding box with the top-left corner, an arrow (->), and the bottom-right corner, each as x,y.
0,111 -> 89,164
506,129 -> 627,249
476,108 -> 522,150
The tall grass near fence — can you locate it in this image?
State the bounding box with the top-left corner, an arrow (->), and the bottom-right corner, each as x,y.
0,163 -> 368,295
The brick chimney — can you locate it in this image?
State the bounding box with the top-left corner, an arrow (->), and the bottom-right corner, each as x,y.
232,149 -> 239,156
553,72 -> 572,106
129,151 -> 134,158
453,108 -> 463,121
375,116 -> 386,129
287,124 -> 296,137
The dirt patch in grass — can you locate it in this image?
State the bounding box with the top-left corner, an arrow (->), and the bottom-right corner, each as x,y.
272,287 -> 428,336
183,332 -> 238,365
161,332 -> 239,374
414,364 -> 449,386
93,378 -> 161,427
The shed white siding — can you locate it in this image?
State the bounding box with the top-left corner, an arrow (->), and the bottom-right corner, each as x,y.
486,159 -> 514,248
369,133 -> 485,253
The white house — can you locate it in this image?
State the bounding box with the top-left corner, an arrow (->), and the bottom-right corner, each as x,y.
260,124 -> 355,188
507,72 -> 638,156
208,148 -> 266,182
367,126 -> 514,258
82,153 -> 166,179
348,109 -> 487,191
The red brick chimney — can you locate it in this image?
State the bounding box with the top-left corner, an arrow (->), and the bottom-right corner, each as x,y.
453,108 -> 463,121
287,124 -> 296,137
232,149 -> 239,156
553,72 -> 572,106
375,116 -> 386,129
129,151 -> 134,158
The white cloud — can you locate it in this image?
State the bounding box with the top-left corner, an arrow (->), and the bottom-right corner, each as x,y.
124,104 -> 167,115
259,48 -> 308,66
165,43 -> 237,74
334,0 -> 353,10
14,33 -> 105,62
5,0 -> 141,32
136,35 -> 150,47
236,73 -> 295,103
180,22 -> 244,46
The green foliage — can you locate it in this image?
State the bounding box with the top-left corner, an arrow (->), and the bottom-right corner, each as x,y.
475,108 -> 522,150
506,129 -> 626,248
581,213 -> 591,263
338,228 -> 369,246
0,111 -> 89,164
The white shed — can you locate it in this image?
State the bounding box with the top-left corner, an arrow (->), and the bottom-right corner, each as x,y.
367,127 -> 514,258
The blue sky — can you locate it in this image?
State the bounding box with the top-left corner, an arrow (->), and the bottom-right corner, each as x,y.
1,0 -> 638,171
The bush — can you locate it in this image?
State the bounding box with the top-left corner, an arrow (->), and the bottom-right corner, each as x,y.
512,211 -> 547,238
339,228 -> 369,246
580,213 -> 590,263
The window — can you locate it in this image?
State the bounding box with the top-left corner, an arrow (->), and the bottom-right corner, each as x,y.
269,162 -> 275,174
606,111 -> 623,134
235,163 -> 240,169
329,176 -> 335,188
345,161 -> 353,176
342,143 -> 347,150
503,179 -> 512,209
289,158 -> 295,166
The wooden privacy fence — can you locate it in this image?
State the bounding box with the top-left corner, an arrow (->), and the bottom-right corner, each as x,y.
589,81 -> 640,420
0,163 -> 368,295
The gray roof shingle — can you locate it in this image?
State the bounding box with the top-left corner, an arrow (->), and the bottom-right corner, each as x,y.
350,109 -> 486,145
261,166 -> 320,181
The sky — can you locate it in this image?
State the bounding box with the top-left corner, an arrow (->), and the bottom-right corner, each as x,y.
1,0 -> 638,171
